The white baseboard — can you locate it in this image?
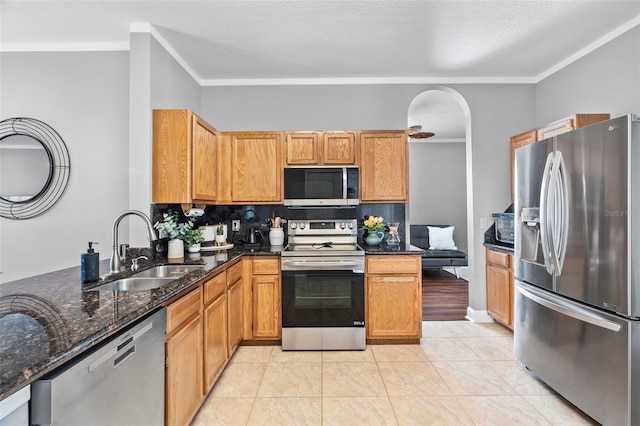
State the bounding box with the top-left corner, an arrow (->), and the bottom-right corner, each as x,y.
464,307 -> 494,323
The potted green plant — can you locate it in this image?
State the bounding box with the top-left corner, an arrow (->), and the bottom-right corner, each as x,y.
215,224 -> 226,244
184,228 -> 205,253
154,210 -> 196,258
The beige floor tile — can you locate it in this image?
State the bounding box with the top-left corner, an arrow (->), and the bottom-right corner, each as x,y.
247,397 -> 322,425
419,337 -> 481,362
389,395 -> 474,425
322,396 -> 397,425
191,396 -> 254,425
524,395 -> 599,425
269,347 -> 322,363
321,346 -> 375,362
457,395 -> 551,425
377,361 -> 452,396
485,361 -> 553,395
432,361 -> 516,396
422,321 -> 456,338
257,362 -> 321,397
231,345 -> 275,363
473,322 -> 514,337
371,344 -> 430,362
211,362 -> 268,397
322,362 -> 387,396
459,336 -> 516,361
439,320 -> 490,337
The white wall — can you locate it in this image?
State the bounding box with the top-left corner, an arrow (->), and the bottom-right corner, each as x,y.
127,33 -> 201,246
0,51 -> 130,283
409,142 -> 467,252
536,26 -> 640,122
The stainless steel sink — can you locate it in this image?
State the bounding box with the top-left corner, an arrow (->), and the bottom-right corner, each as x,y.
132,264 -> 204,278
89,277 -> 176,292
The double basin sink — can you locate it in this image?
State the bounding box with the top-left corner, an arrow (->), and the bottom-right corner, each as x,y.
90,264 -> 205,292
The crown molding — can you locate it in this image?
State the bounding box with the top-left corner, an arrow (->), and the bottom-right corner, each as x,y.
535,14 -> 640,83
0,42 -> 128,52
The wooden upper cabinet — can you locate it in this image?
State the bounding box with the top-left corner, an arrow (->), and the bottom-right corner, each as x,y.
359,130 -> 408,202
220,132 -> 283,203
285,132 -> 320,165
536,114 -> 610,141
322,132 -> 356,164
152,109 -> 217,206
285,131 -> 356,165
192,116 -> 217,202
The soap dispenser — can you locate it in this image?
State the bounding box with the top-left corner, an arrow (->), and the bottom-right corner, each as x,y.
81,242 -> 99,283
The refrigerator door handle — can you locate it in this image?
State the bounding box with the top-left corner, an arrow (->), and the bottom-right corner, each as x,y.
539,152 -> 555,274
554,152 -> 569,275
518,283 -> 622,332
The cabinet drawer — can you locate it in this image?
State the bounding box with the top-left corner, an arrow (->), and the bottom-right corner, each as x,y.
366,256 -> 420,275
204,272 -> 226,305
252,257 -> 280,275
167,287 -> 202,334
486,249 -> 511,268
226,260 -> 243,287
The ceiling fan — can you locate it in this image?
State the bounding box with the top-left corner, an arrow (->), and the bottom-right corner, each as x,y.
407,125 -> 434,139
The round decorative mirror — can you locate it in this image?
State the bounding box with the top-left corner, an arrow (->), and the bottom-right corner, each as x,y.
0,118 -> 71,220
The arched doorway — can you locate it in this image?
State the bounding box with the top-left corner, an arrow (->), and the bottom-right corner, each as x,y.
407,87 -> 476,321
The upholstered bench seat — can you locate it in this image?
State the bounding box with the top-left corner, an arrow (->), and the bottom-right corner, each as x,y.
410,224 -> 468,271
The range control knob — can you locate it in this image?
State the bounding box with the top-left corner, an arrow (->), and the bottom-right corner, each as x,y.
347,222 -> 355,229
299,223 -> 306,229
339,222 -> 347,229
290,222 -> 297,229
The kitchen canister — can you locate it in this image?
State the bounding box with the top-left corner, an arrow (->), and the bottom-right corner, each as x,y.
269,228 -> 285,246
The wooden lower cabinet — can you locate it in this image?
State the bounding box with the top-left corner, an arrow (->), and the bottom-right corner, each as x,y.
227,275 -> 244,354
165,288 -> 203,426
250,257 -> 281,340
485,247 -> 514,330
203,292 -> 227,392
366,256 -> 422,342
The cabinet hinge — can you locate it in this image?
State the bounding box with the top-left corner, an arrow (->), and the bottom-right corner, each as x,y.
165,356 -> 168,368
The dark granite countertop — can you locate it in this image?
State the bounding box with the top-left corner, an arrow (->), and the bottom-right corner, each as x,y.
361,242 -> 425,255
0,244 -> 284,400
484,242 -> 514,253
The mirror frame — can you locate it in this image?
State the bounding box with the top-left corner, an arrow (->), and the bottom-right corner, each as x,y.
0,117 -> 71,220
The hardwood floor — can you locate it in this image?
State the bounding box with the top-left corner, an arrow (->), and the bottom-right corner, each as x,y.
422,268 -> 469,321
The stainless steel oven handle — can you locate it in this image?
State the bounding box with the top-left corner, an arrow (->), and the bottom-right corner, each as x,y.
286,260 -> 361,267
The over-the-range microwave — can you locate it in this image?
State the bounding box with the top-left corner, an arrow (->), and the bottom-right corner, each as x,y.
284,166 -> 359,206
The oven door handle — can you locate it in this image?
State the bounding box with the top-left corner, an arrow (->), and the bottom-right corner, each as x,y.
286,260 -> 361,267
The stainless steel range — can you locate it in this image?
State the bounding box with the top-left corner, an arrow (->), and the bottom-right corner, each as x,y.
281,217 -> 366,350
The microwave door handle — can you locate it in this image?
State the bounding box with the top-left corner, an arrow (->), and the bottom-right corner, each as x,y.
342,167 -> 347,199
539,152 -> 555,274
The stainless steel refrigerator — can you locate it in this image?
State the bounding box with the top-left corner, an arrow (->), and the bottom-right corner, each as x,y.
514,114 -> 640,426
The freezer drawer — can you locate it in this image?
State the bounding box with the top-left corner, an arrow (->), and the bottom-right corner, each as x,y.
515,281 -> 640,426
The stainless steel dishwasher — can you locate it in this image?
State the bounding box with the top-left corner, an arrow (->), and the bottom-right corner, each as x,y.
30,308 -> 166,426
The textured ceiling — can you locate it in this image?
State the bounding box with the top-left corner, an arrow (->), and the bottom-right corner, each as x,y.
2,0 -> 639,84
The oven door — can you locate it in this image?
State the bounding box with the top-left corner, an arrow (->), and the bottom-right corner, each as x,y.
281,269 -> 365,328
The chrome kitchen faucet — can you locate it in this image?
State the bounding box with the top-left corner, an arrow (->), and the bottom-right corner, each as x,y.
109,210 -> 158,274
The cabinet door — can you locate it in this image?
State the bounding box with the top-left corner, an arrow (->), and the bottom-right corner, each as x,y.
366,275 -> 421,339
203,293 -> 227,393
231,133 -> 283,202
322,132 -> 356,165
359,131 -> 408,201
285,132 -> 319,165
152,109 -> 191,204
486,264 -> 512,326
192,116 -> 217,202
166,315 -> 203,426
252,275 -> 281,339
227,278 -> 244,354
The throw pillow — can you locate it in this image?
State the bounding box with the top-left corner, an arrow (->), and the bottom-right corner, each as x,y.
427,226 -> 457,250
